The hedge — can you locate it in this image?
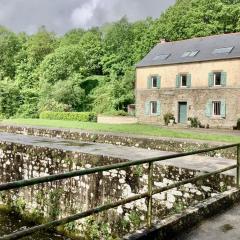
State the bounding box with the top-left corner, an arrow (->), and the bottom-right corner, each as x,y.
40,111 -> 97,122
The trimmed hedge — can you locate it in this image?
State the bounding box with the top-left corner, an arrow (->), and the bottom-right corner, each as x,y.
40,111 -> 97,122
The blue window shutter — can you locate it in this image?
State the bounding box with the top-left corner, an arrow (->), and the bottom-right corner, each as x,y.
208,73 -> 214,87
221,100 -> 226,118
176,75 -> 180,88
221,72 -> 227,87
157,75 -> 161,89
147,76 -> 152,89
157,101 -> 161,116
187,74 -> 192,88
205,100 -> 212,117
145,101 -> 150,115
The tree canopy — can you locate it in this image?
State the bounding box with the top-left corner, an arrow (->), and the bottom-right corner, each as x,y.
1,0 -> 240,118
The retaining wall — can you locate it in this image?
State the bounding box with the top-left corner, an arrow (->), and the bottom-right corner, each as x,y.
0,137 -> 236,239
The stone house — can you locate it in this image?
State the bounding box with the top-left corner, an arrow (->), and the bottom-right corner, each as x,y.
135,33 -> 240,128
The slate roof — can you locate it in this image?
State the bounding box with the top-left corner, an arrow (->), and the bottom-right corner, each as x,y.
136,33 -> 240,68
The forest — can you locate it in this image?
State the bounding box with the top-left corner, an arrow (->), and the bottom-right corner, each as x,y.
0,0 -> 240,118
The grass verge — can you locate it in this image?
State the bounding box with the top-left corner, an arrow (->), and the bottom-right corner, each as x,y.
1,118 -> 240,143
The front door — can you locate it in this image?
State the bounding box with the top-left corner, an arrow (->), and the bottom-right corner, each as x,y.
178,102 -> 187,123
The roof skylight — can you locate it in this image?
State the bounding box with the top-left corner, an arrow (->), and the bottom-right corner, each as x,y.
212,47 -> 234,54
153,54 -> 170,61
182,50 -> 199,58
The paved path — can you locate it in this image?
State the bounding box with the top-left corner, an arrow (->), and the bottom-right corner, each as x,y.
174,203 -> 240,240
0,132 -> 236,175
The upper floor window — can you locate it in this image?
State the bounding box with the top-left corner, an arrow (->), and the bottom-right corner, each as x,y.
147,75 -> 161,89
208,71 -> 227,87
176,74 -> 191,88
180,74 -> 187,87
151,76 -> 158,88
213,72 -> 221,86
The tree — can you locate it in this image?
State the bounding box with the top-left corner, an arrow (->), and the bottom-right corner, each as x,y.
0,80 -> 21,118
158,0 -> 240,41
0,26 -> 21,79
37,45 -> 86,84
15,26 -> 58,88
78,30 -> 103,75
101,17 -> 134,75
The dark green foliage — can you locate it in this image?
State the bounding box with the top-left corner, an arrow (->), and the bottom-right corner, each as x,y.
0,80 -> 21,118
164,113 -> 175,125
40,111 -> 97,122
1,0 -> 240,118
188,117 -> 200,128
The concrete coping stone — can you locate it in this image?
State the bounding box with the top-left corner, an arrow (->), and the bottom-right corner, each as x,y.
123,188 -> 240,240
0,124 -> 229,146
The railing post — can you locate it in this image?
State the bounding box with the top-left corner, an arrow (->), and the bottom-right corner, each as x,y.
237,144 -> 240,188
147,162 -> 153,228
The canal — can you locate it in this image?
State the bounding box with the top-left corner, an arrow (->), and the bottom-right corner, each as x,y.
0,210 -> 70,240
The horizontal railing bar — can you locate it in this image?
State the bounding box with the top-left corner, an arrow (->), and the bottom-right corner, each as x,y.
0,143 -> 237,192
0,164 -> 236,240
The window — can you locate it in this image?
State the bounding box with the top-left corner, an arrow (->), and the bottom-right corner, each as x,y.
150,101 -> 157,115
208,71 -> 227,87
212,47 -> 234,55
214,72 -> 221,86
213,101 -> 221,116
153,54 -> 170,61
151,76 -> 158,88
182,50 -> 199,58
180,74 -> 187,87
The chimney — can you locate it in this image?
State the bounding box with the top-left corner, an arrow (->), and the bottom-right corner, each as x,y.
160,39 -> 166,44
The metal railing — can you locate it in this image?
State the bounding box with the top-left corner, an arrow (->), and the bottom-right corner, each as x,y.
0,143 -> 239,240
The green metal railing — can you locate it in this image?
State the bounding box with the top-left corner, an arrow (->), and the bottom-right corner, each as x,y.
0,143 -> 239,240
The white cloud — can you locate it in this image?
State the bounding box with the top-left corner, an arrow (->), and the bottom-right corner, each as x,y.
0,0 -> 176,33
71,0 -> 102,28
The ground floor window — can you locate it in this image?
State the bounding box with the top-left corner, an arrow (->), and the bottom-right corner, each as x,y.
150,101 -> 157,114
213,101 -> 221,116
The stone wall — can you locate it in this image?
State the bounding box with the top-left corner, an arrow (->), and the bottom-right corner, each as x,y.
0,138 -> 236,239
0,125 -> 237,159
97,116 -> 138,124
136,88 -> 240,128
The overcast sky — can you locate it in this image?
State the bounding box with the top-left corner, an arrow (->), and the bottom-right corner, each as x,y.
0,0 -> 175,34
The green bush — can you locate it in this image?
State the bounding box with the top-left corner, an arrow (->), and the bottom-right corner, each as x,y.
164,112 -> 175,125
40,111 -> 97,122
188,117 -> 200,128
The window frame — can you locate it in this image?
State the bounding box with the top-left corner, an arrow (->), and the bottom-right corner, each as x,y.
180,74 -> 188,87
151,76 -> 158,88
150,101 -> 158,115
212,101 -> 221,117
213,72 -> 222,86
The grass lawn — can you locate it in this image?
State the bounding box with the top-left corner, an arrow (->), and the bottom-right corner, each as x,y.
1,118 -> 240,143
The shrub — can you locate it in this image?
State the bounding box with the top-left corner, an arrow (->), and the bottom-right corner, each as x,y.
188,117 -> 200,128
164,112 -> 175,125
40,111 -> 97,122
